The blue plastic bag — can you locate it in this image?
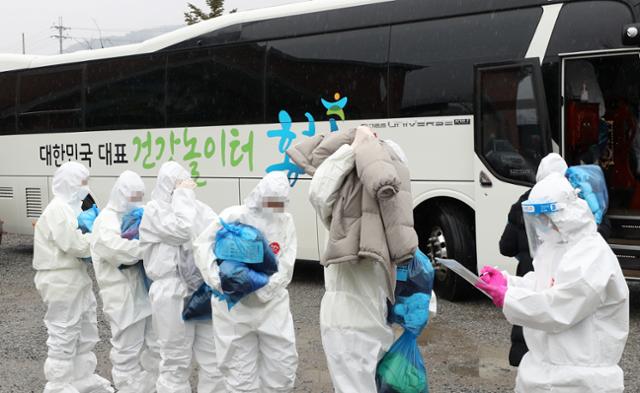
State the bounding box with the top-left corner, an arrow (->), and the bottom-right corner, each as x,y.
78,204 -> 100,234
379,250 -> 434,393
394,250 -> 435,298
77,204 -> 99,264
565,165 -> 608,224
121,207 -> 144,240
182,282 -> 214,321
215,220 -> 264,263
389,250 -> 434,333
215,220 -> 278,275
213,220 -> 278,309
218,260 -> 269,309
119,208 -> 150,291
391,293 -> 432,336
376,331 -> 428,393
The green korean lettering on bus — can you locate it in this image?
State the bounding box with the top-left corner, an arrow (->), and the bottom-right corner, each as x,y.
132,127 -> 254,187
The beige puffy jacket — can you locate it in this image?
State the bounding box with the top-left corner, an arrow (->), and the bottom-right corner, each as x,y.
287,128 -> 418,299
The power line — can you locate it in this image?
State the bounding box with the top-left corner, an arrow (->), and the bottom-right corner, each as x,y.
50,16 -> 71,54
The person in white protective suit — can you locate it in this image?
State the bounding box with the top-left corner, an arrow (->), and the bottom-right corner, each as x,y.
307,128 -> 435,393
535,152 -> 567,182
477,172 -> 629,393
139,161 -> 224,393
33,161 -> 114,393
193,171 -> 298,393
90,170 -> 160,393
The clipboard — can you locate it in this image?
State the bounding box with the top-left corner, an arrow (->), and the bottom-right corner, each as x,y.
435,258 -> 492,299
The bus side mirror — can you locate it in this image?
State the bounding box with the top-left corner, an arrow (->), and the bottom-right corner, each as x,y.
622,24 -> 640,46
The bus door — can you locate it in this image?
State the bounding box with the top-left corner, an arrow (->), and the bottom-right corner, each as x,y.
561,50 -> 640,279
473,59 -> 552,274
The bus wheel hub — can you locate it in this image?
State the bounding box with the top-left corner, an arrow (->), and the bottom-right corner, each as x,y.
426,226 -> 448,280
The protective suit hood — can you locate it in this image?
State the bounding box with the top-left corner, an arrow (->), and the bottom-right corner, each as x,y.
535,153 -> 568,182
107,170 -> 145,213
151,162 -> 190,204
244,172 -> 291,211
529,172 -> 597,241
52,161 -> 90,209
383,140 -> 409,164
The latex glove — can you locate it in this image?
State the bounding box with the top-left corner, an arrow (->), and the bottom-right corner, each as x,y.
176,179 -> 197,190
476,265 -> 507,308
479,266 -> 507,287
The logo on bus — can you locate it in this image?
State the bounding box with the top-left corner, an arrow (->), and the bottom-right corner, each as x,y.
266,92 -> 349,187
362,118 -> 472,129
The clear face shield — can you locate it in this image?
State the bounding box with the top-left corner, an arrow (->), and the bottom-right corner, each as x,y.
521,200 -> 565,258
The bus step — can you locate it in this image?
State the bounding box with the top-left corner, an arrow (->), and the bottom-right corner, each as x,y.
609,243 -> 640,273
608,215 -> 640,241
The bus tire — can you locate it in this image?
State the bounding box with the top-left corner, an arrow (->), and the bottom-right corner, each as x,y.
416,201 -> 477,301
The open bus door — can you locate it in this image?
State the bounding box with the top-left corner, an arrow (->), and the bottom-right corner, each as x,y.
473,59 -> 553,277
561,49 -> 640,280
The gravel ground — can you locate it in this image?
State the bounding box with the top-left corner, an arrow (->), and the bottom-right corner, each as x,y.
1,233 -> 639,392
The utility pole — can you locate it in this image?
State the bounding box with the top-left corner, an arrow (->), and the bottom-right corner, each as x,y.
51,16 -> 71,54
21,33 -> 25,54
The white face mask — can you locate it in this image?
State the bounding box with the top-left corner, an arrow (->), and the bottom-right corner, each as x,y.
126,191 -> 144,211
73,177 -> 91,202
76,185 -> 90,201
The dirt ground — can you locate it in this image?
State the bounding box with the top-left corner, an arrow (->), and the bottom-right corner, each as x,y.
1,233 -> 639,392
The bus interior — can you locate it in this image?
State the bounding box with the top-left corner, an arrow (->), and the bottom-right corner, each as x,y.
564,52 -> 640,276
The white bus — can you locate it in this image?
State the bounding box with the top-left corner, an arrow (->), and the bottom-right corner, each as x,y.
1,0 -> 639,300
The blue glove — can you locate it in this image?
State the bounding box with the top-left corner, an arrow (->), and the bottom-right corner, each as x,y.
78,204 -> 100,234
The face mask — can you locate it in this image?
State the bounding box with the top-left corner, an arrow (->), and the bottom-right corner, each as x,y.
126,191 -> 144,210
76,185 -> 90,201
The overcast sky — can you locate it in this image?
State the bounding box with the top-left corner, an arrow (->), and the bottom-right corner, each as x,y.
0,0 -> 306,55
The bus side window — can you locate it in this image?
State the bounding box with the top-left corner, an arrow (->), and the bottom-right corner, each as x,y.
388,8 -> 541,118
0,72 -> 16,134
477,63 -> 549,184
18,67 -> 82,133
167,43 -> 266,128
265,27 -> 389,123
86,54 -> 166,131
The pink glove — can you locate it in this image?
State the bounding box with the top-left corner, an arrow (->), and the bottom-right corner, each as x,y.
479,266 -> 507,287
475,265 -> 508,308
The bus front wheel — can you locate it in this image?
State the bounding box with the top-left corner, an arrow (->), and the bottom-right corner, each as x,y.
416,201 -> 477,301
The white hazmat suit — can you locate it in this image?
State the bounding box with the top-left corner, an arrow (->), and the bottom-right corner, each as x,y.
503,173 -> 629,392
309,143 -> 395,393
535,152 -> 568,182
33,161 -> 114,393
90,170 -> 160,393
193,171 -> 299,393
139,162 -> 224,393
